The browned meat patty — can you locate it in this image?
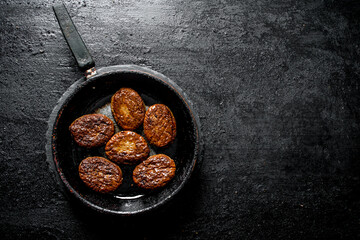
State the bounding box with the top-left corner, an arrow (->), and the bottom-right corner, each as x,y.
143,104 -> 176,147
133,154 -> 176,190
111,88 -> 145,130
105,131 -> 150,164
69,114 -> 115,148
78,156 -> 123,193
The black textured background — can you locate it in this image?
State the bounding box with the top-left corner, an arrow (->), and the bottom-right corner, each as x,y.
1,0 -> 360,239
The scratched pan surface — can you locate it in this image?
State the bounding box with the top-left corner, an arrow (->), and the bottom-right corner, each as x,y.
46,65 -> 201,215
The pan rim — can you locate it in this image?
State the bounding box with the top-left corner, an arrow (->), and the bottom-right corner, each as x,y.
45,64 -> 202,215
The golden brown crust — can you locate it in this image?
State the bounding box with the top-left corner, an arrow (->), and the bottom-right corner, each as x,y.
79,157 -> 123,193
111,88 -> 145,130
69,114 -> 115,148
133,154 -> 176,190
143,104 -> 176,147
105,131 -> 150,165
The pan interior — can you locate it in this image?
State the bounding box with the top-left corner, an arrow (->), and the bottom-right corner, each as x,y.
53,69 -> 197,214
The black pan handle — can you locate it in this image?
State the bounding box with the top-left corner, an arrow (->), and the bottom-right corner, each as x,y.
53,3 -> 95,71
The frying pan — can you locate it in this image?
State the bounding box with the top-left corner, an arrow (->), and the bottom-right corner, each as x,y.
45,3 -> 202,215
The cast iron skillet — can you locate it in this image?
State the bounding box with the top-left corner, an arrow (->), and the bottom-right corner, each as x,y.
45,3 -> 201,215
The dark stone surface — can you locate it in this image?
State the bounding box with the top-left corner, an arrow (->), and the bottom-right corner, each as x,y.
1,0 -> 360,239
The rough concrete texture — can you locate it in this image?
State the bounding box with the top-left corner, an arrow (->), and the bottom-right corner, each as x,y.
1,0 -> 360,239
